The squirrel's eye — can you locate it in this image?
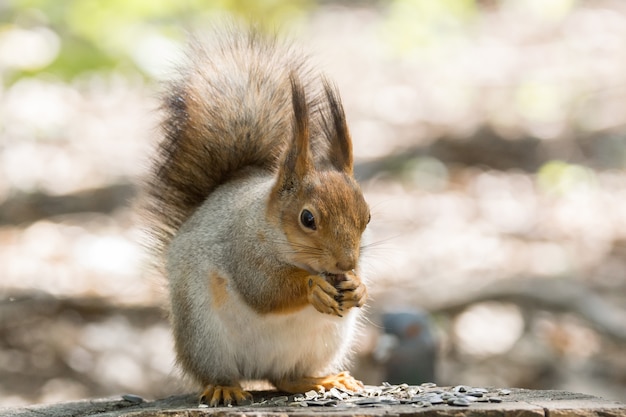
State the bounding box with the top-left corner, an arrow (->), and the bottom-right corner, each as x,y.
367,213 -> 371,224
300,209 -> 316,230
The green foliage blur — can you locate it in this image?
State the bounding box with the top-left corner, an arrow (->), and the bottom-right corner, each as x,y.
0,0 -> 314,83
1,0 -> 579,83
1,0 -> 538,84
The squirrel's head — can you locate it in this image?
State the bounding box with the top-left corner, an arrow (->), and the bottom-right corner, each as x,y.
269,74 -> 370,275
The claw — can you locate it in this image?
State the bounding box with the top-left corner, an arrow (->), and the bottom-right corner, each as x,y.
307,274 -> 343,317
335,272 -> 367,310
199,384 -> 252,407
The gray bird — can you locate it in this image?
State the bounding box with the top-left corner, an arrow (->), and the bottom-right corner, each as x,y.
377,310 -> 437,385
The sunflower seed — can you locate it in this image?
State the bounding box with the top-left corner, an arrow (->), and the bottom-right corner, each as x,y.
327,387 -> 345,400
441,392 -> 455,400
270,396 -> 289,405
449,397 -> 471,407
259,383 -> 514,409
380,398 -> 401,405
355,398 -> 382,405
121,394 -> 144,404
425,395 -> 444,404
305,399 -> 337,407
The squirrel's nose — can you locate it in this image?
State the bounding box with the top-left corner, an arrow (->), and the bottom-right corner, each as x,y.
336,257 -> 355,272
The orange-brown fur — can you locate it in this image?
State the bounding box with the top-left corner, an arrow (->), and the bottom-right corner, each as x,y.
209,272 -> 229,309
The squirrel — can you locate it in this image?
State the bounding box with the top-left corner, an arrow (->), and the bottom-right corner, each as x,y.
141,27 -> 371,407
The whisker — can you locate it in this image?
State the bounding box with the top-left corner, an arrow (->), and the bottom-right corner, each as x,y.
360,314 -> 384,330
361,235 -> 400,250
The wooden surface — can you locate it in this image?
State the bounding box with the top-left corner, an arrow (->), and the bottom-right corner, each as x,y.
2,388 -> 625,417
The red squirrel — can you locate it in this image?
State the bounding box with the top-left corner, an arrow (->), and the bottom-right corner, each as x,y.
141,27 -> 371,406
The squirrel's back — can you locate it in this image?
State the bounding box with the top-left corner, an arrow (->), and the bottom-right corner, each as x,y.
142,28 -> 319,259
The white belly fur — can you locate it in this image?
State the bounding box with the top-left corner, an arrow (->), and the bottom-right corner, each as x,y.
213,296 -> 360,382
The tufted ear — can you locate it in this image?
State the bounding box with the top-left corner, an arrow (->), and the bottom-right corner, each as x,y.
277,72 -> 314,191
321,78 -> 353,176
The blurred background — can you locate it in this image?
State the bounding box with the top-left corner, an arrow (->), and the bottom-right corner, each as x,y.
1,0 -> 625,408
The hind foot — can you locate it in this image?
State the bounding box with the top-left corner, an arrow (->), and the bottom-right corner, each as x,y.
273,371 -> 364,393
199,384 -> 253,407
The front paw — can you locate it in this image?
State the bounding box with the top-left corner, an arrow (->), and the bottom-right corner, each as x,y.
335,271 -> 368,310
307,275 -> 343,317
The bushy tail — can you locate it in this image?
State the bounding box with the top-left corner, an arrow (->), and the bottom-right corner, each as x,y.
141,28 -> 314,260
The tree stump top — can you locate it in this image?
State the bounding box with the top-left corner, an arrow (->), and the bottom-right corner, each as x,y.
3,388 -> 625,417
